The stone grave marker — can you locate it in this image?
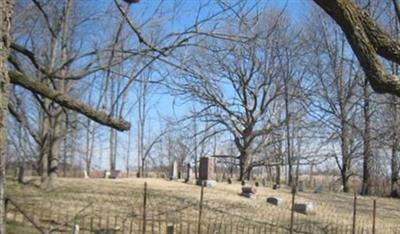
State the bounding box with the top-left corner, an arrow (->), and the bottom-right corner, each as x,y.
197,157 -> 216,187
267,197 -> 283,206
293,202 -> 315,215
185,163 -> 195,183
298,181 -> 304,192
170,161 -> 178,180
109,170 -> 121,179
241,186 -> 257,199
104,170 -> 111,178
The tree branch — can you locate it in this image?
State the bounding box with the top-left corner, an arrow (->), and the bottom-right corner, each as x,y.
313,0 -> 400,96
9,71 -> 131,131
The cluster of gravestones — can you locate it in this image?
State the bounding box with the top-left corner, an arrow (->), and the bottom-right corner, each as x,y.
103,170 -> 121,179
171,157 -> 317,215
238,182 -> 315,215
170,157 -> 217,187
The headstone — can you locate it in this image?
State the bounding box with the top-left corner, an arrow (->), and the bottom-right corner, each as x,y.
267,197 -> 283,206
242,186 -> 257,194
104,170 -> 111,179
293,202 -> 315,215
83,170 -> 89,179
314,185 -> 323,193
241,186 -> 256,198
197,157 -> 216,186
273,184 -> 280,190
185,163 -> 194,183
109,170 -> 121,179
199,157 -> 215,180
298,181 -> 304,192
170,161 -> 178,180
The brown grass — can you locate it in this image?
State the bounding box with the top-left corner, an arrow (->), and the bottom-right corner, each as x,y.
5,177 -> 400,233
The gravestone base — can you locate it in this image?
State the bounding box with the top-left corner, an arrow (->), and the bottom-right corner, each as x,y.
197,179 -> 217,188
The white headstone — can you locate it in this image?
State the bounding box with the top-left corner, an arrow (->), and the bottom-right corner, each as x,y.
171,161 -> 178,180
83,170 -> 89,179
104,170 -> 111,179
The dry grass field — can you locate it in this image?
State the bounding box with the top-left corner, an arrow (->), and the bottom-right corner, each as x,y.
5,177 -> 400,233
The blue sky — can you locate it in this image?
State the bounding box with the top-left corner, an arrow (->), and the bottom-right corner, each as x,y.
87,0 -> 314,170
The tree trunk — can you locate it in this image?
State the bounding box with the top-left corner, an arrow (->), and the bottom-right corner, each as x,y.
341,169 -> 350,193
361,80 -> 373,195
340,126 -> 351,193
275,164 -> 281,185
0,1 -> 13,233
284,75 -> 292,186
391,96 -> 400,197
239,151 -> 251,181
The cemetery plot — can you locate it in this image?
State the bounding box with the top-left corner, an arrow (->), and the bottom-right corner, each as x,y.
5,177 -> 400,233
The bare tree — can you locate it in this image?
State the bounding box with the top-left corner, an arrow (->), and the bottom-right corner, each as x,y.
168,9 -> 295,180
306,13 -> 362,192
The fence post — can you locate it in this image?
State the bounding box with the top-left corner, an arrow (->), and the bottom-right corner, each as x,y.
198,181 -> 204,234
142,182 -> 147,234
372,199 -> 376,234
352,192 -> 357,234
167,224 -> 174,234
72,224 -> 79,234
289,186 -> 296,234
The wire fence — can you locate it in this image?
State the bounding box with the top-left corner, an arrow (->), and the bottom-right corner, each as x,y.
5,181 -> 400,234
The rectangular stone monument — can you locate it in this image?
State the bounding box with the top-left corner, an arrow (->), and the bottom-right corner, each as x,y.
109,170 -> 121,179
170,161 -> 178,180
199,157 -> 215,180
197,157 -> 216,187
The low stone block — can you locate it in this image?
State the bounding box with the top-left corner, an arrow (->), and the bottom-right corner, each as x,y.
241,192 -> 256,199
266,197 -> 283,206
293,202 -> 315,215
273,184 -> 280,190
242,186 -> 257,194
